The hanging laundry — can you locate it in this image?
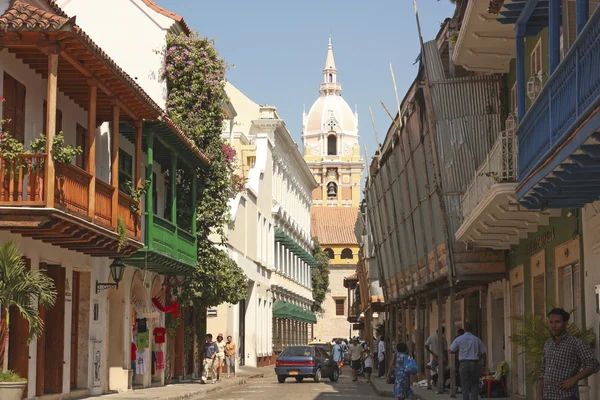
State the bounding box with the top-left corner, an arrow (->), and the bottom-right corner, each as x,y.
136,317 -> 148,333
154,326 -> 166,344
137,331 -> 149,349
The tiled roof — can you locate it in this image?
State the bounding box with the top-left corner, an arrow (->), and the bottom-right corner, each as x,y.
0,0 -> 70,30
141,0 -> 192,35
0,0 -> 209,165
311,206 -> 359,245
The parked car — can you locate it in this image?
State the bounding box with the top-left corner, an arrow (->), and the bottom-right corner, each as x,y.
275,345 -> 339,383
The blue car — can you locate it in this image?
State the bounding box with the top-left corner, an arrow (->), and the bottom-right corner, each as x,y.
275,345 -> 339,383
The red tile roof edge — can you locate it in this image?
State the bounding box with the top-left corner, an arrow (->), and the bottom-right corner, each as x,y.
140,0 -> 192,35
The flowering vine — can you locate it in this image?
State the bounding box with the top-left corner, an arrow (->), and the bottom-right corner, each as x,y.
162,33 -> 248,313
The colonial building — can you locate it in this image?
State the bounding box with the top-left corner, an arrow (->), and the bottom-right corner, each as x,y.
208,82 -> 317,367
303,38 -> 362,341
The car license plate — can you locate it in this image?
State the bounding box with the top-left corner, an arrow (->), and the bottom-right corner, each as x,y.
289,371 -> 298,376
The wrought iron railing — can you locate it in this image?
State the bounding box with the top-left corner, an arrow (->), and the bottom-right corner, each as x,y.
462,128 -> 518,219
518,5 -> 600,180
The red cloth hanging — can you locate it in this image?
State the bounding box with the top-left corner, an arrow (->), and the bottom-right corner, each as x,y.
152,297 -> 180,318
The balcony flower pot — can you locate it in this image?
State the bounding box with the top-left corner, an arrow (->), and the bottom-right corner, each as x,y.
0,381 -> 27,400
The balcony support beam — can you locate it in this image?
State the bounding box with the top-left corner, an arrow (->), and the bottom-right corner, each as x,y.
576,0 -> 589,35
45,53 -> 58,208
86,84 -> 97,220
146,129 -> 154,249
111,104 -> 120,229
549,0 -> 561,73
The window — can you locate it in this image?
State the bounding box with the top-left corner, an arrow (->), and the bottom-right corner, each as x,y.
327,134 -> 337,155
328,74 -> 333,83
341,248 -> 353,259
118,149 -> 133,193
75,124 -> 87,170
511,83 -> 518,115
42,100 -> 63,143
2,73 -> 26,143
335,299 -> 345,316
324,248 -> 334,259
530,39 -> 543,78
560,264 -> 581,325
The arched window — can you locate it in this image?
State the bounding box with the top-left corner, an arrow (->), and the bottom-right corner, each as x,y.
327,134 -> 337,155
328,73 -> 333,83
341,248 -> 353,259
327,182 -> 337,198
324,248 -> 334,259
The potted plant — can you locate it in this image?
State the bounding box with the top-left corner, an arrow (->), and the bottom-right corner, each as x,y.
0,241 -> 57,399
511,312 -> 596,399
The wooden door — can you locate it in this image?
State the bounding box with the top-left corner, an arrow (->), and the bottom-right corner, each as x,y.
70,271 -> 80,389
513,284 -> 526,396
173,308 -> 185,377
8,258 -> 31,398
43,265 -> 65,394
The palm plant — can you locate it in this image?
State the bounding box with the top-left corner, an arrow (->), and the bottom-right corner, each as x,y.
0,241 -> 57,344
510,312 -> 596,384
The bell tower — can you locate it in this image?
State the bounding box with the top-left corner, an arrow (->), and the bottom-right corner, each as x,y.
302,37 -> 363,208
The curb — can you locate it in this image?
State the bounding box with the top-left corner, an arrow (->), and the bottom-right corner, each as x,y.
369,380 -> 394,398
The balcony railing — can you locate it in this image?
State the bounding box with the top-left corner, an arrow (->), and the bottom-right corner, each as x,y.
151,215 -> 197,266
518,5 -> 600,180
462,129 -> 518,220
0,154 -> 140,240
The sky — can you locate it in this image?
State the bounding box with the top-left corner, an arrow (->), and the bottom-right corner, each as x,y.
155,0 -> 456,169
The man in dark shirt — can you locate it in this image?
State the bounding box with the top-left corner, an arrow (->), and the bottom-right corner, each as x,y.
202,334 -> 219,384
538,308 -> 600,400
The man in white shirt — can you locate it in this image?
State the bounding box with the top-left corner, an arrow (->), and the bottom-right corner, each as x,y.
450,322 -> 487,400
377,335 -> 386,377
348,337 -> 362,382
425,327 -> 448,370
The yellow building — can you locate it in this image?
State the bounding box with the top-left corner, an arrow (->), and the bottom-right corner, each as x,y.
305,38 -> 364,341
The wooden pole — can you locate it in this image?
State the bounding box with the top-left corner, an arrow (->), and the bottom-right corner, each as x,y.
86,84 -> 97,219
134,121 -> 143,237
437,290 -> 444,394
408,300 -> 414,359
425,293 -> 431,389
449,288 -> 457,397
110,104 -> 120,229
416,296 -> 424,378
146,130 -> 154,247
45,54 -> 58,208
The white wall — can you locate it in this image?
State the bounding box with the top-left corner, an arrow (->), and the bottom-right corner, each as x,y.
57,0 -> 177,109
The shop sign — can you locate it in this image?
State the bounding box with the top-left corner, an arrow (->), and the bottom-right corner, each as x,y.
526,227 -> 555,254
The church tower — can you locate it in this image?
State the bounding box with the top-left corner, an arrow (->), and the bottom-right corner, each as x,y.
305,38 -> 363,341
302,37 -> 363,208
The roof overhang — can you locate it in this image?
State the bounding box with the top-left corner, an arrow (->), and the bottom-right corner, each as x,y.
455,183 -> 559,249
453,0 -> 516,73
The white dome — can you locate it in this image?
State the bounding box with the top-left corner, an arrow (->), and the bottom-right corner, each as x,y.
304,94 -> 358,135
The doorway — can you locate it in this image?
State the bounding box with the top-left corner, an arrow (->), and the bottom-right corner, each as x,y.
70,271 -> 90,390
512,284 -> 526,396
238,299 -> 246,366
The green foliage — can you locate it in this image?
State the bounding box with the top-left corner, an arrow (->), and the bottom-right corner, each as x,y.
29,132 -> 82,164
510,312 -> 596,384
0,241 -> 57,343
0,369 -> 26,382
0,132 -> 25,160
311,239 -> 330,313
125,179 -> 150,214
116,217 -> 128,252
163,32 -> 247,310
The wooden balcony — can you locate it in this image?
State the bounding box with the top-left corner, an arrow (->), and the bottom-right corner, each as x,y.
0,154 -> 142,257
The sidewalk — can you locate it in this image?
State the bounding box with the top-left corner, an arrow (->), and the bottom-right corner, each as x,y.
81,365 -> 271,400
369,378 -> 515,399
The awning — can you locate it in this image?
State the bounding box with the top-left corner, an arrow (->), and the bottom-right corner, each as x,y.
275,228 -> 318,267
273,301 -> 317,324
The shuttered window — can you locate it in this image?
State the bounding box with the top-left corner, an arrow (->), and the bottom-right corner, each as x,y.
2,73 -> 26,143
533,274 -> 545,318
335,299 -> 345,316
75,124 -> 87,170
561,264 -> 581,325
42,100 -> 63,139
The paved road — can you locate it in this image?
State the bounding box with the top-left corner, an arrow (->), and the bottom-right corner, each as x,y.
202,372 -> 388,400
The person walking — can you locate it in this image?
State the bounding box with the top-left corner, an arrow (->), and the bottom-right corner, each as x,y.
332,339 -> 343,375
538,308 -> 600,400
450,322 -> 486,400
225,335 -> 237,378
425,327 -> 448,371
202,334 -> 219,384
362,342 -> 373,384
377,335 -> 386,377
215,334 -> 226,380
385,342 -> 416,400
349,337 -> 362,382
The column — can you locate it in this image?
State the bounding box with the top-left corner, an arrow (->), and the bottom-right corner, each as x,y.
86,83 -> 97,218
44,53 -> 58,208
436,291 -> 444,394
449,288 -> 457,396
576,0 -> 589,35
170,152 -> 178,231
134,121 -> 143,234
146,131 -> 154,245
549,0 -> 561,73
516,34 -> 526,122
110,104 -> 120,228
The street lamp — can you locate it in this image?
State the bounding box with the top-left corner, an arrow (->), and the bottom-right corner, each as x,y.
96,258 -> 126,293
